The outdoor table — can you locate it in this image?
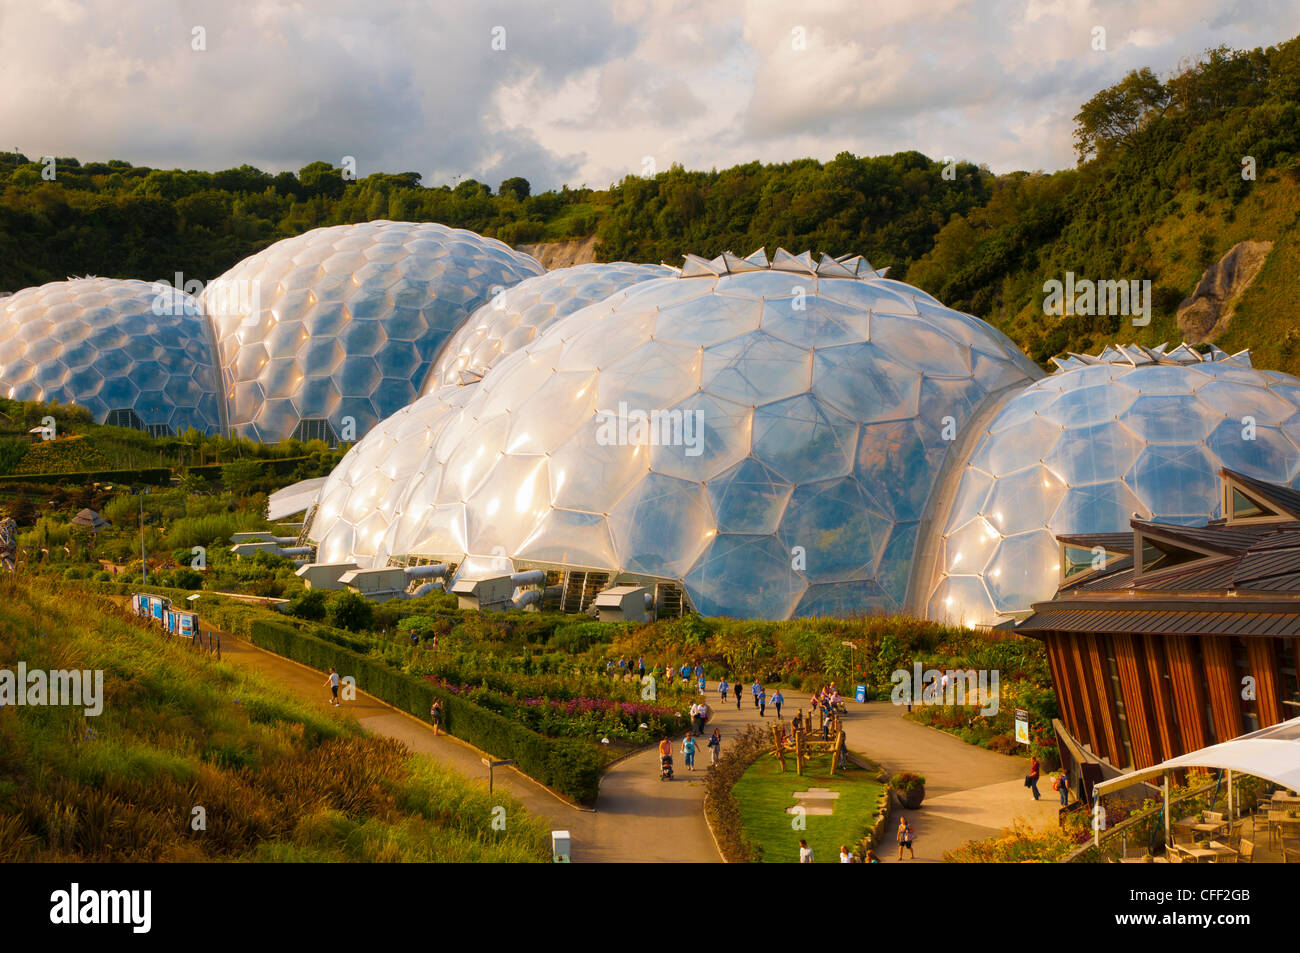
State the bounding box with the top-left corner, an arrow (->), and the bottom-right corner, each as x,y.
1208,841 -> 1238,862
1191,821 -> 1224,840
1180,845 -> 1218,863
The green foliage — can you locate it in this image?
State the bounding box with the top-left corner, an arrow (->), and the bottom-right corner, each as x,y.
326,591 -> 374,632
0,577 -> 551,862
288,588 -> 328,622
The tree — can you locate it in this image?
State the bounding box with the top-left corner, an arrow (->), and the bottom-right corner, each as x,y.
1073,68 -> 1170,162
221,458 -> 263,496
327,590 -> 374,632
499,176 -> 530,201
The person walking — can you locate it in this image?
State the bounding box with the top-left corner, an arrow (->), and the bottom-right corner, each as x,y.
1028,755 -> 1042,800
799,839 -> 814,863
718,677 -> 729,703
689,701 -> 701,735
897,817 -> 915,860
839,845 -> 853,863
1055,769 -> 1070,807
707,728 -> 721,766
772,689 -> 784,719
324,668 -> 341,707
752,679 -> 761,709
682,732 -> 697,772
637,656 -> 645,678
429,698 -> 442,735
697,673 -> 707,695
758,685 -> 767,717
658,736 -> 673,779
735,679 -> 743,710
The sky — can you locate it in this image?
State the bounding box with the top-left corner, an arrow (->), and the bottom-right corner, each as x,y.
2,0 -> 1299,192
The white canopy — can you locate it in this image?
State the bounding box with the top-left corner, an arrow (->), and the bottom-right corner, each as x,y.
267,477 -> 328,521
1095,716 -> 1300,796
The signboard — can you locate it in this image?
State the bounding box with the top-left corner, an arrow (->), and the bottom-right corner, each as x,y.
855,684 -> 867,704
1014,708 -> 1030,745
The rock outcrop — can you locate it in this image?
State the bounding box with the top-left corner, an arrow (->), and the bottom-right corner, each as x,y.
1176,240 -> 1273,343
515,236 -> 601,270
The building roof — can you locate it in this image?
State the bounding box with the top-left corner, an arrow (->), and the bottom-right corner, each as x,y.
1019,469 -> 1300,637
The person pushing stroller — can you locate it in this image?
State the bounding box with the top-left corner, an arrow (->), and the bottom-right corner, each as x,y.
658,736 -> 674,780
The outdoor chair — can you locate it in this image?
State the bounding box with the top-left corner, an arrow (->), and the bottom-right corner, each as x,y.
1283,845 -> 1300,864
1238,839 -> 1255,863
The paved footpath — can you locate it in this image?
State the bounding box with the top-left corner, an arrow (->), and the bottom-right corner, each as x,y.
187,620 -> 1058,863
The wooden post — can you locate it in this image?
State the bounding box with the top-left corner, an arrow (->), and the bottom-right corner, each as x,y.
772,724 -> 786,772
795,728 -> 805,776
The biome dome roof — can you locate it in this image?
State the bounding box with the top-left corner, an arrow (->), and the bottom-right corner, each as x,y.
425,261 -> 676,390
310,385 -> 477,565
202,220 -> 544,443
924,343 -> 1300,627
0,277 -> 224,435
320,247 -> 1042,618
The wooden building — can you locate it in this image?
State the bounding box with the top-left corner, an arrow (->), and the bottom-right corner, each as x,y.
1018,469 -> 1300,778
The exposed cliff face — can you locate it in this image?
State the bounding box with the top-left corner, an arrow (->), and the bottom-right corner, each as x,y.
515,236 -> 600,269
1176,240 -> 1273,343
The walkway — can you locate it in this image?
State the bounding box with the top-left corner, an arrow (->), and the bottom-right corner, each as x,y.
148,604 -> 1059,863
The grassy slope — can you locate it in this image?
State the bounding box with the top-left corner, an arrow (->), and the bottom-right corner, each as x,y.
991,171 -> 1300,369
0,577 -> 550,862
732,752 -> 882,863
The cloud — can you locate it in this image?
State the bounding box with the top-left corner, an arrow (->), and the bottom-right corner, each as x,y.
0,0 -> 1297,190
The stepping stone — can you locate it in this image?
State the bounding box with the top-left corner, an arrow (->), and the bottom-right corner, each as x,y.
787,787 -> 840,815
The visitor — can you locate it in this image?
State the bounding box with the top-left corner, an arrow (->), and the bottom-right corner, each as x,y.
866,849 -> 880,863
839,845 -> 853,863
659,736 -> 673,778
1028,755 -> 1041,801
708,727 -> 721,765
799,839 -> 814,863
735,679 -> 743,710
758,685 -> 767,717
429,698 -> 442,735
752,679 -> 761,709
897,818 -> 914,860
694,662 -> 704,685
690,701 -> 703,735
637,656 -> 645,678
1055,769 -> 1069,806
324,667 -> 341,707
719,677 -> 729,702
681,662 -> 691,681
772,688 -> 784,719
619,656 -> 628,674
410,630 -> 419,648
682,732 -> 697,772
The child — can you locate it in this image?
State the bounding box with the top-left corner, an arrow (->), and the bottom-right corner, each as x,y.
682,732 -> 697,772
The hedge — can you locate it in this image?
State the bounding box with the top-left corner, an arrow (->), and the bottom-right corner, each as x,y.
242,616 -> 603,804
187,456 -> 316,481
76,582 -> 604,803
0,466 -> 172,485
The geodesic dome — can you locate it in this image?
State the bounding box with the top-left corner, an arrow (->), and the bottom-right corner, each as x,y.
202,221 -> 544,443
924,343 -> 1300,627
310,385 -> 476,566
0,277 -> 224,435
347,248 -> 1041,618
425,262 -> 677,390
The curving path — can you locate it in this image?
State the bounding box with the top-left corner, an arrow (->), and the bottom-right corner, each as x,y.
169,616 -> 1058,863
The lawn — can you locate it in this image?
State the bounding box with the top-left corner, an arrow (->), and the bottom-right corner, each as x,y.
731,751 -> 883,863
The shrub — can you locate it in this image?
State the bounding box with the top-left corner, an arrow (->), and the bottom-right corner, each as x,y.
326,591 -> 374,632
703,725 -> 768,862
288,588 -> 328,622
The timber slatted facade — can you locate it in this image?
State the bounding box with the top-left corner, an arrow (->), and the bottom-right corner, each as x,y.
1019,470 -> 1300,771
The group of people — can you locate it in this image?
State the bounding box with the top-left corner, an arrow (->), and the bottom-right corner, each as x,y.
660,727 -> 722,775
796,840 -> 883,863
